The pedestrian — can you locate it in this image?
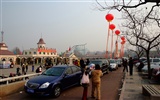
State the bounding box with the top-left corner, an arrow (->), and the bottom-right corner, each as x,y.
80,58 -> 86,74
91,64 -> 103,100
122,58 -> 128,72
25,63 -> 28,72
32,64 -> 34,72
22,64 -> 25,75
36,65 -> 42,73
86,58 -> 90,65
128,57 -> 134,75
81,66 -> 90,100
16,66 -> 21,75
138,61 -> 144,72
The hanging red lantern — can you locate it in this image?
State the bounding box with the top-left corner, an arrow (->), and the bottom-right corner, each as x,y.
109,24 -> 115,30
115,30 -> 120,35
105,14 -> 114,22
121,36 -> 125,41
121,40 -> 125,44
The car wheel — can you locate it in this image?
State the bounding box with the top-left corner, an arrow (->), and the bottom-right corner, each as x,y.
53,86 -> 61,98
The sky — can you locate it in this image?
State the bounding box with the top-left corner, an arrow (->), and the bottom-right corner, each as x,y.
0,0 -> 123,54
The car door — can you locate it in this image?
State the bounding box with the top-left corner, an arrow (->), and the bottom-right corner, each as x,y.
61,67 -> 74,89
70,66 -> 82,84
101,60 -> 107,72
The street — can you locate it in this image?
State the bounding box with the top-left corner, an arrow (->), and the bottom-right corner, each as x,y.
1,67 -> 124,100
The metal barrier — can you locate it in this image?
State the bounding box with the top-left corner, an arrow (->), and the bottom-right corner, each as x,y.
0,73 -> 41,85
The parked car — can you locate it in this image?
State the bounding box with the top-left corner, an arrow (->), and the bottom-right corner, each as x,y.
89,59 -> 110,74
109,59 -> 118,71
24,65 -> 82,97
116,59 -> 122,67
151,68 -> 160,83
142,64 -> 160,73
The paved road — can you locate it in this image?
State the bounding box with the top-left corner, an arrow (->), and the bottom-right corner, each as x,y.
1,67 -> 124,100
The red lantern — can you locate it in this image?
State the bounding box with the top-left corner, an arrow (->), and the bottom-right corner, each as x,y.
121,40 -> 125,44
105,14 -> 114,22
109,24 -> 115,30
121,36 -> 125,41
115,30 -> 120,35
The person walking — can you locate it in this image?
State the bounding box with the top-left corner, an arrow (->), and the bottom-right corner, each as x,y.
80,58 -> 86,74
22,64 -> 25,75
81,66 -> 90,100
128,57 -> 134,75
122,58 -> 128,72
25,63 -> 28,73
32,64 -> 34,72
91,64 -> 103,100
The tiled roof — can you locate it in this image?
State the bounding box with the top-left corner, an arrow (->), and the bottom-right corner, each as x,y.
0,50 -> 15,55
37,38 -> 45,44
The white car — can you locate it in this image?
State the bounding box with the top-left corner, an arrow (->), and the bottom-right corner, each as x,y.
142,64 -> 160,73
109,59 -> 118,71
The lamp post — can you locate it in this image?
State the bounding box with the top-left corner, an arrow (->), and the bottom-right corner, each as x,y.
114,30 -> 120,58
109,24 -> 116,59
105,14 -> 114,59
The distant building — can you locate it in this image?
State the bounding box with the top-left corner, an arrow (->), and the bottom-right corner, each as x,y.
0,31 -> 17,64
17,38 -> 58,65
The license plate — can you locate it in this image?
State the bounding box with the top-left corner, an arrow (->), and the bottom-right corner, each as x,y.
27,89 -> 34,93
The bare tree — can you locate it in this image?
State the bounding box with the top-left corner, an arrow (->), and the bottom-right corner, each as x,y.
95,0 -> 160,79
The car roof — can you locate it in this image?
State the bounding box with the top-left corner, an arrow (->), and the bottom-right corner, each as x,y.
53,64 -> 77,68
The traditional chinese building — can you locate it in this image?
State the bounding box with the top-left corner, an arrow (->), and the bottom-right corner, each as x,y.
0,31 -> 17,64
17,38 -> 58,65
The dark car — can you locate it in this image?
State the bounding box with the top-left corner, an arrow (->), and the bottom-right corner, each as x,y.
24,65 -> 82,98
89,59 -> 110,74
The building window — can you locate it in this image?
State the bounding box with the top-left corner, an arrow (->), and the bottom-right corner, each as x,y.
39,52 -> 41,54
29,52 -> 31,54
47,53 -> 49,55
43,52 -> 45,55
25,52 -> 27,55
34,52 -> 36,54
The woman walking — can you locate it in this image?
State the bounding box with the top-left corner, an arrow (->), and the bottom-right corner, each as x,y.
81,66 -> 90,100
91,64 -> 103,100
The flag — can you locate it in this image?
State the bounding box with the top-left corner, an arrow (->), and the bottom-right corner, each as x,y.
68,47 -> 71,51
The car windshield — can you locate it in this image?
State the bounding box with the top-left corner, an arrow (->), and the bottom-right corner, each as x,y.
42,67 -> 65,76
110,60 -> 115,63
90,61 -> 102,65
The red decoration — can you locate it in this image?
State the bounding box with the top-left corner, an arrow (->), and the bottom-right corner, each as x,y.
121,36 -> 125,41
115,30 -> 120,35
105,14 -> 114,22
109,24 -> 115,30
121,40 -> 126,44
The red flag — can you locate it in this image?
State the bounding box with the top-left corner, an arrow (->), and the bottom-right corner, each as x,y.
68,47 -> 71,51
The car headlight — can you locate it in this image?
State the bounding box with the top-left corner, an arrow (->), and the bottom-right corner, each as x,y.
39,82 -> 50,89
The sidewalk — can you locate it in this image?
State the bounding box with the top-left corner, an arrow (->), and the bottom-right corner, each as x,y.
119,66 -> 160,100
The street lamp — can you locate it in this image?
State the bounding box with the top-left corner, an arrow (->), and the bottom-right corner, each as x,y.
105,14 -> 114,59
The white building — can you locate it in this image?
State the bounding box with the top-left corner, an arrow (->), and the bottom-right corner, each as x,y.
17,38 -> 58,65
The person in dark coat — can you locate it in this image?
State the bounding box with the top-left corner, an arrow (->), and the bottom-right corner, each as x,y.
122,58 -> 128,72
128,57 -> 134,75
138,61 -> 144,72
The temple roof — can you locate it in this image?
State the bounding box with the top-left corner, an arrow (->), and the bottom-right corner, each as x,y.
37,38 -> 46,44
0,50 -> 15,55
0,43 -> 8,48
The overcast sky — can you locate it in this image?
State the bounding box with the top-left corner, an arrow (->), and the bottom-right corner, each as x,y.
0,0 -> 124,54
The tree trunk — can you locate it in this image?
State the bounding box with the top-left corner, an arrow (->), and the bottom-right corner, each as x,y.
146,50 -> 151,79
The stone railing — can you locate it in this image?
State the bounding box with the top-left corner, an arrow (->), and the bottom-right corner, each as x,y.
0,73 -> 41,97
0,73 -> 41,85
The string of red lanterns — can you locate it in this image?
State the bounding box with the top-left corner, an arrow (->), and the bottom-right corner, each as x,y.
105,13 -> 114,59
105,13 -> 126,59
